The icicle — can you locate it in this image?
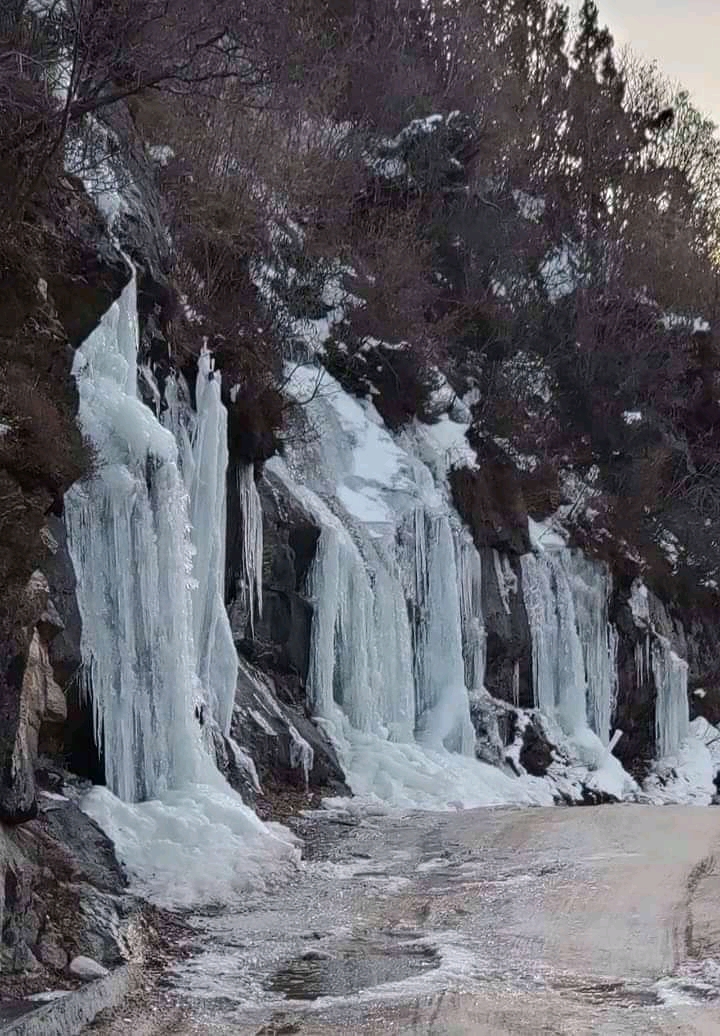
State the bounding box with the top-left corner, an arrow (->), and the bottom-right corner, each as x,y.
400,507 -> 475,755
561,551 -> 616,745
520,551 -> 587,736
454,527 -> 486,693
652,638 -> 689,758
236,463 -> 264,636
512,661 -> 520,708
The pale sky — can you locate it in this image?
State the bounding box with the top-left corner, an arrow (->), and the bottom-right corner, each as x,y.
596,1 -> 720,122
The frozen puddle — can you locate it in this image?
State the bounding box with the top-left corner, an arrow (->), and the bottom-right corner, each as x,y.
267,935 -> 440,1001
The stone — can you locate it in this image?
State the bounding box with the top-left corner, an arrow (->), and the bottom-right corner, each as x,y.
231,656 -> 349,797
480,548 -> 533,708
69,955 -> 109,980
36,925 -> 69,971
518,713 -> 554,777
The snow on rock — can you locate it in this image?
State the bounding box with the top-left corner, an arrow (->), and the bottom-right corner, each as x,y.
642,718 -> 718,805
527,516 -> 567,552
622,410 -> 643,425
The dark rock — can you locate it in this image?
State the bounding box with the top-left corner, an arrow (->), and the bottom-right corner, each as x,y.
450,461 -> 531,557
468,690 -> 506,767
40,518 -> 104,784
211,725 -> 261,807
518,713 -> 554,777
0,180 -> 125,825
481,548 -> 533,707
231,657 -> 349,797
611,597 -> 655,776
1,799 -> 128,975
228,468 -> 320,683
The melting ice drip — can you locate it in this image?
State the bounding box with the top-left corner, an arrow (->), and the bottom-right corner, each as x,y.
520,549 -> 616,743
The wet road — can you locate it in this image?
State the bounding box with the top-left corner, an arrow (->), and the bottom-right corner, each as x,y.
90,805 -> 720,1035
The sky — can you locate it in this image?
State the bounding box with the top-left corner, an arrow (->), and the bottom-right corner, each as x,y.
595,1 -> 720,123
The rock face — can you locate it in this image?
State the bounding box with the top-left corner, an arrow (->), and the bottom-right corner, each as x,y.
229,468 -> 319,683
0,796 -> 129,977
231,657 -> 349,800
481,548 -> 534,708
224,467 -> 349,804
0,181 -> 127,824
0,573 -> 67,825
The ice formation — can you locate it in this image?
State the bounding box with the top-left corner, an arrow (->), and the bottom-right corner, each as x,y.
520,550 -> 588,736
653,640 -> 690,758
270,366 -> 548,808
235,463 -> 264,635
164,347 -> 238,734
561,552 -> 617,746
65,266 -> 291,904
454,527 -> 486,695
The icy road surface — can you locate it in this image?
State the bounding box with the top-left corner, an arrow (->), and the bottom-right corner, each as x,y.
89,805 -> 720,1034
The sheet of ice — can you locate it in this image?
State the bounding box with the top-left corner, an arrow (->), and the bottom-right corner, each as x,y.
643,719 -> 716,805
82,781 -> 298,908
319,709 -> 553,811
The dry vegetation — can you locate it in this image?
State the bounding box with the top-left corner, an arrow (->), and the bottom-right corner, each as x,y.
2,0 -> 720,589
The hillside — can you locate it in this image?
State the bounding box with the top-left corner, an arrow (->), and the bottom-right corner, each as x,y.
2,0 -> 720,1011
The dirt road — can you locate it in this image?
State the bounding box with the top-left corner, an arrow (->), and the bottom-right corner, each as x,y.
87,805 -> 720,1035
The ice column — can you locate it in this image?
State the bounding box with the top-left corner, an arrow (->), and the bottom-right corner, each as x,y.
65,271 -> 204,801
652,639 -> 690,758
454,527 -> 486,693
561,551 -> 617,745
520,551 -> 587,735
401,508 -> 475,754
236,463 -> 264,636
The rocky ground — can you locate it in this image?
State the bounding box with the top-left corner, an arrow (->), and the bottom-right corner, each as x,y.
81,804 -> 720,1035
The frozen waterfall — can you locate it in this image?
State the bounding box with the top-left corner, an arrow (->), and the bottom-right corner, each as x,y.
65,269 -> 202,801
653,641 -> 690,758
269,367 -> 549,809
520,548 -> 617,745
65,265 -> 289,905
